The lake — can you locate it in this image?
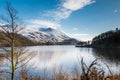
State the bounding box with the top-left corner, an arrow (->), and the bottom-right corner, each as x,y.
27,46 -> 120,76
0,45 -> 120,79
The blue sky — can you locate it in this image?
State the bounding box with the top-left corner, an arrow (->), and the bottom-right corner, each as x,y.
0,0 -> 120,41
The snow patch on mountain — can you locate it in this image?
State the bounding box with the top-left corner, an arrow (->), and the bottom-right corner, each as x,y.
21,27 -> 71,43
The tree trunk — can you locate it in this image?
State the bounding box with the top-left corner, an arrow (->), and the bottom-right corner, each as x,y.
11,33 -> 15,80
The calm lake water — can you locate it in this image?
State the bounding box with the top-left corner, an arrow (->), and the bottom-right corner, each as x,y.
0,45 -> 120,79
27,46 -> 120,76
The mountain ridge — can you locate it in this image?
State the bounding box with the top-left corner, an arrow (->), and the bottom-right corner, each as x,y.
0,24 -> 81,46
21,27 -> 80,44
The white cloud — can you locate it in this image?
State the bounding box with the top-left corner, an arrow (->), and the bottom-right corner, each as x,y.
28,20 -> 61,29
44,0 -> 95,21
53,9 -> 72,21
63,0 -> 95,11
43,8 -> 72,21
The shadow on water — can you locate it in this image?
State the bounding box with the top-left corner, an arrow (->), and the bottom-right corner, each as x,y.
92,48 -> 120,64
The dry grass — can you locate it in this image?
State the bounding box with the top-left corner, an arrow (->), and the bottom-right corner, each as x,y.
52,67 -> 70,80
20,68 -> 40,80
79,58 -> 105,80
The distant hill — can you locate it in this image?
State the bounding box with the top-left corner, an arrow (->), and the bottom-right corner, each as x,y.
22,28 -> 70,43
57,38 -> 80,45
91,28 -> 120,48
0,31 -> 35,47
0,24 -> 82,46
21,27 -> 81,45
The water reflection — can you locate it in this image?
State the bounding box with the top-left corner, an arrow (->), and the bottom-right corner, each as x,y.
27,46 -> 120,72
92,48 -> 120,64
28,46 -> 79,69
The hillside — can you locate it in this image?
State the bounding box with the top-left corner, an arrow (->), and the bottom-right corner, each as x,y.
21,27 -> 80,45
0,31 -> 35,47
0,25 -> 81,46
91,28 -> 120,48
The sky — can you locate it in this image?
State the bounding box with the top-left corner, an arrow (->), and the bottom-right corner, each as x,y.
0,0 -> 120,41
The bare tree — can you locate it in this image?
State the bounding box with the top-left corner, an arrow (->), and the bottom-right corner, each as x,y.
0,2 -> 34,80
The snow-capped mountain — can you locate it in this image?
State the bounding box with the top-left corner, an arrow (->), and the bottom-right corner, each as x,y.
0,24 -> 80,45
22,27 -> 71,44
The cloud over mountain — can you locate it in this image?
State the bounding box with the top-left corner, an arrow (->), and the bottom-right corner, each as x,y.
28,20 -> 60,29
